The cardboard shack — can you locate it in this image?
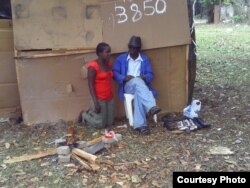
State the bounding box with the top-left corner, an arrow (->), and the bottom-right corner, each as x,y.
3,0 -> 191,125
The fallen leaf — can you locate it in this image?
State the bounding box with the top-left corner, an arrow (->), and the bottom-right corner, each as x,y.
116,181 -> 124,186
145,157 -> 151,162
180,159 -> 188,165
225,160 -> 237,165
44,171 -> 53,177
131,175 -> 141,183
1,164 -> 7,169
82,178 -> 88,185
134,160 -> 142,165
40,162 -> 49,167
111,172 -> 117,183
99,175 -> 109,184
40,130 -> 47,137
5,143 -> 10,149
195,164 -> 202,171
53,179 -> 60,184
64,163 -> 77,168
152,180 -> 160,187
204,157 -> 210,161
185,150 -> 191,158
208,146 -> 234,155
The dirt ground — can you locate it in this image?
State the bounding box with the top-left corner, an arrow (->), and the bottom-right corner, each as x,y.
0,24 -> 250,187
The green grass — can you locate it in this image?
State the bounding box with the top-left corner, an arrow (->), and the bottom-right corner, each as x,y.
196,24 -> 250,86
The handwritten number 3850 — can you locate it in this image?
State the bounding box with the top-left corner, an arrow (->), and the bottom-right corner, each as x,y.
115,0 -> 167,24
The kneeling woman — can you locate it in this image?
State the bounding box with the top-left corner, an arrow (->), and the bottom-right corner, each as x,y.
82,42 -> 114,128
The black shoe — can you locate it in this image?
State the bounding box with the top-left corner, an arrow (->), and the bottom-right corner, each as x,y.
135,127 -> 150,135
193,117 -> 210,129
163,122 -> 177,130
75,110 -> 84,124
149,106 -> 161,116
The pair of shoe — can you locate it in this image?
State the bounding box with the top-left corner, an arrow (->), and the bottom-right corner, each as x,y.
135,127 -> 150,135
192,117 -> 210,129
177,119 -> 198,132
149,106 -> 161,117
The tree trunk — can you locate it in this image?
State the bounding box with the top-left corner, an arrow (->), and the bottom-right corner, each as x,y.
207,6 -> 214,23
187,0 -> 197,104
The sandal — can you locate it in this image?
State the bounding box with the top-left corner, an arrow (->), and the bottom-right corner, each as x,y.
135,127 -> 150,135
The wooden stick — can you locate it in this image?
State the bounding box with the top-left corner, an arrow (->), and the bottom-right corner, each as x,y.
72,148 -> 97,164
86,136 -> 103,146
71,153 -> 92,171
3,148 -> 57,164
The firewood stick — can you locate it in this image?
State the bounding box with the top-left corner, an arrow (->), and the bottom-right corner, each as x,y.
3,148 -> 57,164
86,136 -> 103,146
72,148 -> 97,164
71,153 -> 92,170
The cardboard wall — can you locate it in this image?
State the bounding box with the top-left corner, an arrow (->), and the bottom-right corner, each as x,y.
0,20 -> 21,118
147,46 -> 188,113
15,45 -> 187,124
11,0 -> 190,53
15,53 -> 96,125
10,0 -> 190,124
11,0 -> 102,50
101,0 -> 191,53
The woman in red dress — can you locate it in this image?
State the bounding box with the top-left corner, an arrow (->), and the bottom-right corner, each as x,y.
82,43 -> 114,128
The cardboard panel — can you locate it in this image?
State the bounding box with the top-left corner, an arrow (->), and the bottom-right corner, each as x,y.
144,45 -> 188,113
0,20 -> 12,28
16,46 -> 187,124
0,84 -> 20,108
16,53 -> 97,125
0,20 -> 21,118
0,52 -> 17,83
21,97 -> 87,125
0,28 -> 14,51
11,0 -> 102,50
101,0 -> 191,53
0,107 -> 21,119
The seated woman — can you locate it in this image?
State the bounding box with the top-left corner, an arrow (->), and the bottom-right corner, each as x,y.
80,42 -> 114,129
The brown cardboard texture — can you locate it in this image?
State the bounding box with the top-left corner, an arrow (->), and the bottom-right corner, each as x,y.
11,0 -> 102,50
16,53 -> 97,125
101,0 -> 191,53
0,52 -> 17,83
0,84 -> 20,108
145,46 -> 188,112
15,45 -> 188,124
0,107 -> 21,119
0,20 -> 21,118
0,28 -> 14,51
0,20 -> 12,28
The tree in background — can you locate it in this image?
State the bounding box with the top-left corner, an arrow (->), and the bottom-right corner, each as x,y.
194,0 -> 250,23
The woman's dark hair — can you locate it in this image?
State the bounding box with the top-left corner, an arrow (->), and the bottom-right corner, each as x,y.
96,42 -> 110,56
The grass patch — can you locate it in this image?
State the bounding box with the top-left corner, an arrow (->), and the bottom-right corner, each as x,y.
196,24 -> 250,86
